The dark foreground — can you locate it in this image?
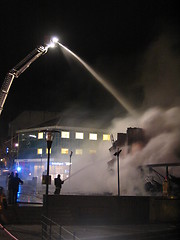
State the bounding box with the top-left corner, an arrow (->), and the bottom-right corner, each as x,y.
1,223 -> 180,240
0,195 -> 180,239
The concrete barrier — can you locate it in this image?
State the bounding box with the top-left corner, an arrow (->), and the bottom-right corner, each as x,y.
44,195 -> 178,225
2,195 -> 179,225
149,197 -> 180,223
43,195 -> 180,225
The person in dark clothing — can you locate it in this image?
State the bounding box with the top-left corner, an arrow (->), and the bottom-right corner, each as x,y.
54,174 -> 64,194
8,172 -> 14,204
12,172 -> 23,203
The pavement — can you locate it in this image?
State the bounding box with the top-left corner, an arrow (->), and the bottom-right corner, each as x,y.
0,224 -> 41,240
0,223 -> 180,240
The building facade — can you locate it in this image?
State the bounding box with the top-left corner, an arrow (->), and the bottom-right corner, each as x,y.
16,125 -> 111,183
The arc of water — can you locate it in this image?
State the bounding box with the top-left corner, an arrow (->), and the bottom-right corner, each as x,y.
57,42 -> 137,117
64,162 -> 93,182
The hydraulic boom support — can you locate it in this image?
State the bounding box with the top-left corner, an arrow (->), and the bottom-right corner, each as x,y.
0,43 -> 52,116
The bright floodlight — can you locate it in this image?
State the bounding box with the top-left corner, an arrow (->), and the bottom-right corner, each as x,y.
51,37 -> 59,43
46,37 -> 59,49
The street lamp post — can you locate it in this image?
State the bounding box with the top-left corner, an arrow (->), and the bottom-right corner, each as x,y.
114,148 -> 122,196
45,131 -> 54,196
69,151 -> 73,179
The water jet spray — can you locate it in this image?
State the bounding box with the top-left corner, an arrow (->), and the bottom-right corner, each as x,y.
63,162 -> 94,182
54,39 -> 138,117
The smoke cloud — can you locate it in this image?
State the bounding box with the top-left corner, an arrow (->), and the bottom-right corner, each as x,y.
61,32 -> 180,196
61,106 -> 180,196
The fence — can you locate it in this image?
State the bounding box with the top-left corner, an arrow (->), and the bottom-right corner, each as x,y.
41,215 -> 81,240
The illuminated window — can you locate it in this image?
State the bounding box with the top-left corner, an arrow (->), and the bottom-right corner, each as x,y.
89,133 -> 97,140
89,149 -> 96,154
38,132 -> 43,139
75,132 -> 84,139
37,148 -> 42,155
103,134 -> 110,141
61,131 -> 70,138
29,134 -> 37,139
61,148 -> 69,154
46,148 -> 51,154
75,149 -> 83,155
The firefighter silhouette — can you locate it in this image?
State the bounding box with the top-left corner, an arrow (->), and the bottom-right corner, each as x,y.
54,174 -> 64,195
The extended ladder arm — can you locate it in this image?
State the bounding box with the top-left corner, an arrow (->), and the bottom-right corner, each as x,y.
0,44 -> 50,116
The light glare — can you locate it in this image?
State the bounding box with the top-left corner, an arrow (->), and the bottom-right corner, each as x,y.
51,37 -> 59,43
48,42 -> 56,48
17,166 -> 21,172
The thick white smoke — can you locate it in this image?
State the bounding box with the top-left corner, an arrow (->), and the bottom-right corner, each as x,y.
62,32 -> 180,196
112,107 -> 180,195
61,106 -> 180,196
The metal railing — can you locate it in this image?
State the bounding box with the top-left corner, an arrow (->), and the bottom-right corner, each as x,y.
41,215 -> 81,240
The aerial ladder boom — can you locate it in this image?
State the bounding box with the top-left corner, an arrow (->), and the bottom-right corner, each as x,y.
0,43 -> 53,116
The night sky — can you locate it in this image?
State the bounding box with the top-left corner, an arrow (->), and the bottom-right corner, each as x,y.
0,0 -> 180,138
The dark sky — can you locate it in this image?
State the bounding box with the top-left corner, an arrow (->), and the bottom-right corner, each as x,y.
0,0 -> 180,138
